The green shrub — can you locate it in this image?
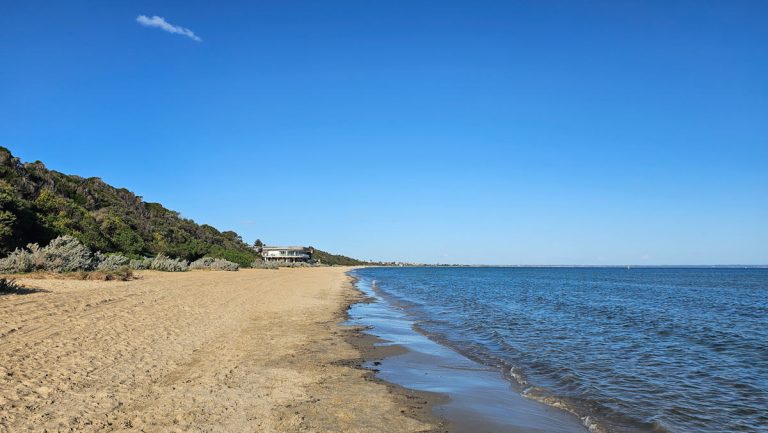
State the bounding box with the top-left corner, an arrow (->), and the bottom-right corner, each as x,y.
95,252 -> 131,271
37,235 -> 95,272
0,248 -> 35,273
150,254 -> 189,272
208,246 -> 256,268
282,261 -> 314,268
190,257 -> 239,271
250,260 -> 279,270
129,258 -> 152,270
0,235 -> 95,273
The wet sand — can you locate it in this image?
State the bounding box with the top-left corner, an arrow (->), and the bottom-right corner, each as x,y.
0,268 -> 442,433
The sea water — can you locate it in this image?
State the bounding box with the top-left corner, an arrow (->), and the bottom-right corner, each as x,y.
351,267 -> 768,433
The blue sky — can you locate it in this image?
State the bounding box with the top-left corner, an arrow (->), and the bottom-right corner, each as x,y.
1,1 -> 766,265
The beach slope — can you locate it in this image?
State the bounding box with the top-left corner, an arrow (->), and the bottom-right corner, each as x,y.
0,268 -> 434,433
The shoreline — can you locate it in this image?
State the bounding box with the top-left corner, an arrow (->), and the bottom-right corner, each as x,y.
0,267 -> 444,432
340,275 -> 450,432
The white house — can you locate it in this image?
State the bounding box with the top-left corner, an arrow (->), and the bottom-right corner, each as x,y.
258,246 -> 314,263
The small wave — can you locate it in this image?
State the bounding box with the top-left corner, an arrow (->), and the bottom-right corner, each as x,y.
520,384 -> 677,433
521,386 -> 610,433
508,366 -> 529,387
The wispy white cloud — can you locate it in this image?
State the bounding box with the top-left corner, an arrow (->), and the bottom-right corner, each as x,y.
136,15 -> 201,41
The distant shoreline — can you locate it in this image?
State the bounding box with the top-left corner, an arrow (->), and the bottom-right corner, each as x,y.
365,264 -> 768,269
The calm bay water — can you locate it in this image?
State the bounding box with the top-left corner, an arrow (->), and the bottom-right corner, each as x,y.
352,267 -> 768,433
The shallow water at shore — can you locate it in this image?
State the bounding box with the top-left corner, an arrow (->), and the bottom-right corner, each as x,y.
351,267 -> 768,433
348,275 -> 589,433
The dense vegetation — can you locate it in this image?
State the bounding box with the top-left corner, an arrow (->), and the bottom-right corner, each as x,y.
310,249 -> 367,266
0,146 -> 366,268
0,235 -> 239,274
0,146 -> 254,266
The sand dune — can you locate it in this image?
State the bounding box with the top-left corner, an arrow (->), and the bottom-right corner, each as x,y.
0,268 -> 435,433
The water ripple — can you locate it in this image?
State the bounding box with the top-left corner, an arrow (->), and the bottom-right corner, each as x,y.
356,267 -> 768,433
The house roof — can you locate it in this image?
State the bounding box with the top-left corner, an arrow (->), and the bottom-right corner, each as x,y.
261,246 -> 310,251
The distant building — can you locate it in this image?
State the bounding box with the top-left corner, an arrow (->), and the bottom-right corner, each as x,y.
258,246 -> 314,263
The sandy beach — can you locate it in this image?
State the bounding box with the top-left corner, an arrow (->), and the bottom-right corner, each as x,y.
0,268 -> 442,433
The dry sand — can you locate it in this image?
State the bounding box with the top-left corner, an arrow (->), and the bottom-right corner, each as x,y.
0,268 -> 443,433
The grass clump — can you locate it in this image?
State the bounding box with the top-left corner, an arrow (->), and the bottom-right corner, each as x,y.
0,277 -> 22,293
77,267 -> 134,281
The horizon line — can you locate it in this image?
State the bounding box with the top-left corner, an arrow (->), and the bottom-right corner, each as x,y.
361,264 -> 768,268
